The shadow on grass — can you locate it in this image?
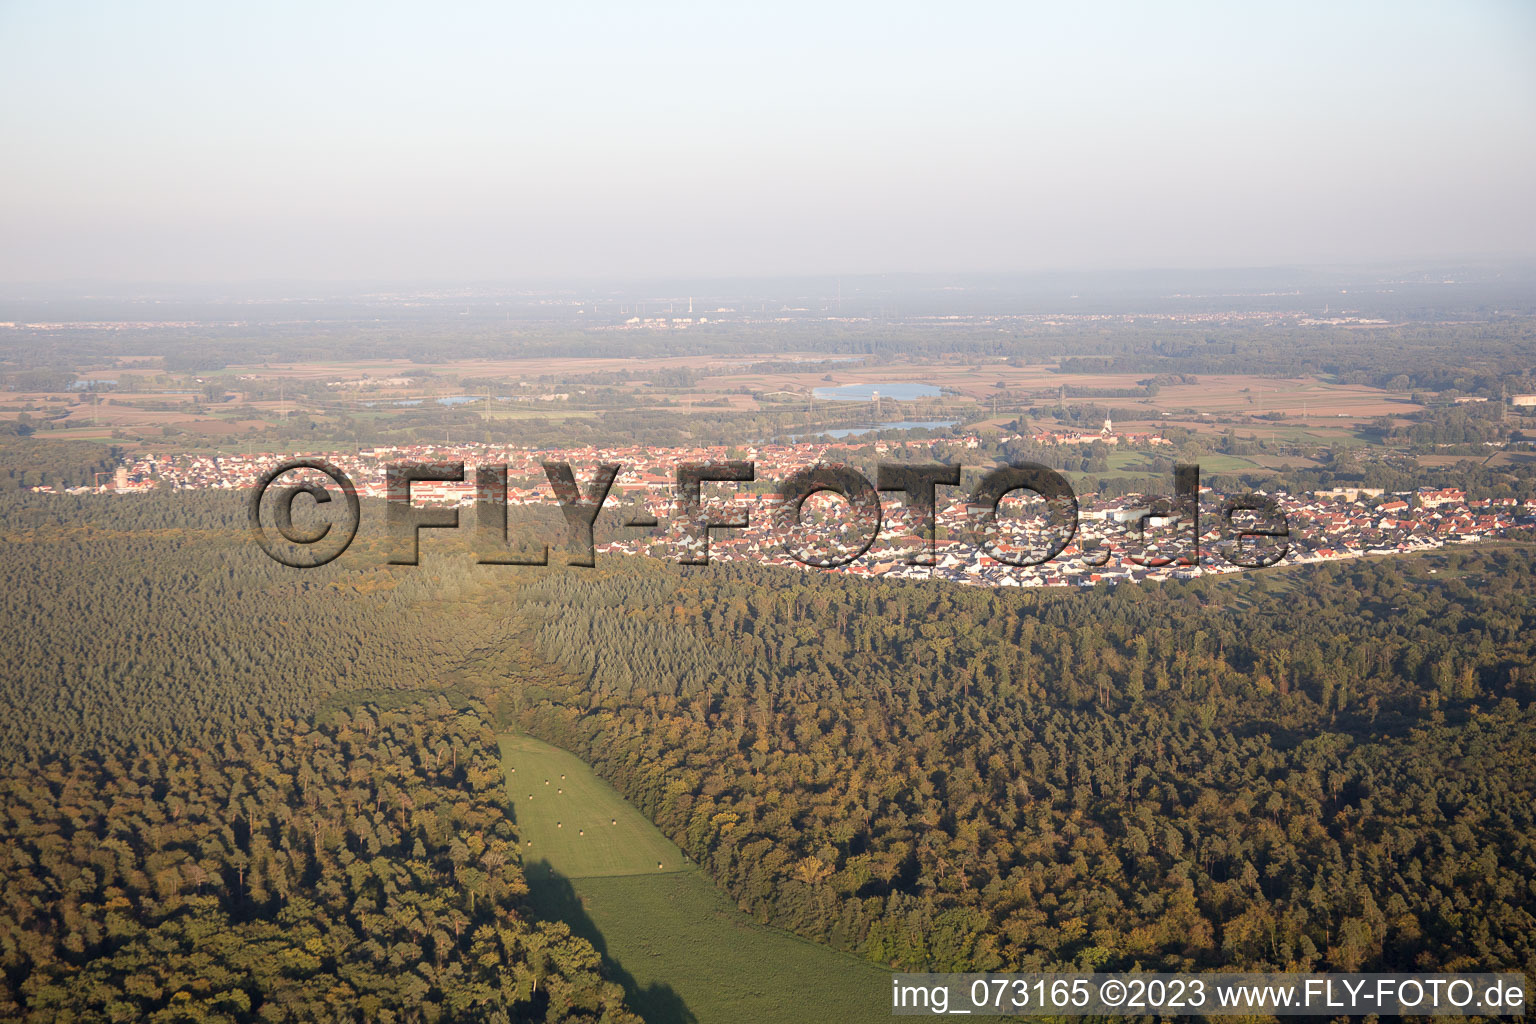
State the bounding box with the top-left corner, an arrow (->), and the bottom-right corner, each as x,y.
524,858 -> 697,1024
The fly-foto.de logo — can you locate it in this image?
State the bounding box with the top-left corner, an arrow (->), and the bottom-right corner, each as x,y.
250,459 -> 1290,572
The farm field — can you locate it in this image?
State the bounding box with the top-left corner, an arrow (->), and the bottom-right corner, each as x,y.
500,733 -> 891,1024
9,347 -> 1430,451
1089,449 -> 1267,476
211,358 -> 1420,422
1186,453 -> 1264,474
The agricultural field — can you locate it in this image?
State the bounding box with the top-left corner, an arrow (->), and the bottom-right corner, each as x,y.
500,733 -> 891,1024
6,335 -> 1435,454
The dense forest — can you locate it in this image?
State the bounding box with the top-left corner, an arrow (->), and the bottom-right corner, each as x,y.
0,490 -> 641,1022
502,553 -> 1536,978
1,486 -> 1533,1019
0,700 -> 636,1022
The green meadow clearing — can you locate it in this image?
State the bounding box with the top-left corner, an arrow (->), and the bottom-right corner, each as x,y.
499,734 -> 891,1024
500,734 -> 680,875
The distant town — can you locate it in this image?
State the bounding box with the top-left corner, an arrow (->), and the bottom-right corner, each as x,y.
49,427 -> 1535,589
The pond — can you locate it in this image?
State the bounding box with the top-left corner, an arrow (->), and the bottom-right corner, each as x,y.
788,419 -> 958,441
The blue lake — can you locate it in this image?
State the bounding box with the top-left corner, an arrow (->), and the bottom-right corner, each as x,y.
812,382 -> 939,401
788,419 -> 958,441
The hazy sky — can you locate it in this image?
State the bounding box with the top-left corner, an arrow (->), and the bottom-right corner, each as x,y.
3,1 -> 1535,283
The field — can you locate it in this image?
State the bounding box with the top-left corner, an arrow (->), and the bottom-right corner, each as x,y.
9,345 -> 1427,449
1093,448 -> 1330,477
500,733 -> 681,876
500,734 -> 891,1024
